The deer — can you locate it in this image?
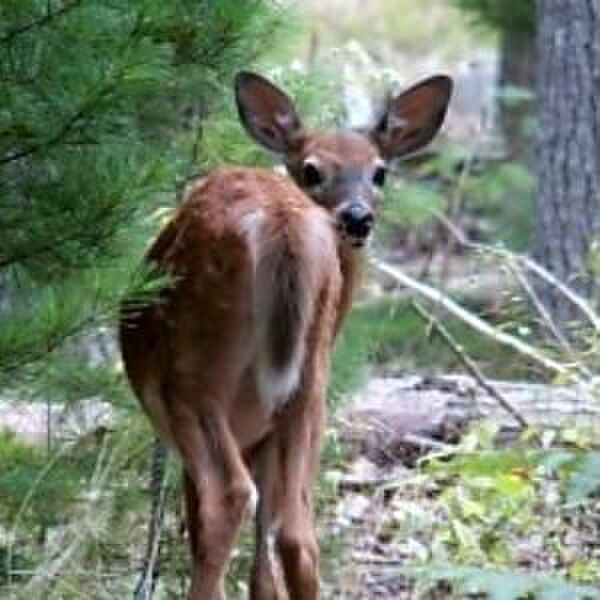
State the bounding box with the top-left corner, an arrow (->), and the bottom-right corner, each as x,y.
119,70 -> 452,600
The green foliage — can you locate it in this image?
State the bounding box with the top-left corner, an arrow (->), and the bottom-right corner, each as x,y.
0,0 -> 285,381
408,564 -> 600,600
329,308 -> 375,409
405,423 -> 600,595
452,0 -> 535,36
376,141 -> 460,241
339,298 -> 534,379
465,162 -> 535,251
0,419 -> 171,596
0,263 -> 167,383
0,431 -> 96,531
26,354 -> 133,410
382,180 -> 447,228
563,451 -> 600,504
0,2 -> 288,595
385,148 -> 535,252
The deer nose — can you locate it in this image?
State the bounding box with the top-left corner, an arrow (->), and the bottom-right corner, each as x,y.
340,202 -> 374,239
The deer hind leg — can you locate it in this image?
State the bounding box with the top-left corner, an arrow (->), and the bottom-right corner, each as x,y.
169,396 -> 256,600
276,410 -> 322,600
251,393 -> 325,600
250,436 -> 286,600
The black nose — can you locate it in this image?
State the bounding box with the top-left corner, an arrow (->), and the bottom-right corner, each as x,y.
340,202 -> 374,239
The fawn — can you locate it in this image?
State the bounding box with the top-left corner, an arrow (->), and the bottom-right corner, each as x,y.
119,70 -> 452,599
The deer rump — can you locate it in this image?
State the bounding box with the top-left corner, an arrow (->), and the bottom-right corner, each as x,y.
245,205 -> 338,413
120,168 -> 340,436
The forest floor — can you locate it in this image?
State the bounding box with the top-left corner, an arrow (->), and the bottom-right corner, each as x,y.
2,236 -> 599,598
320,374 -> 600,599
1,367 -> 599,598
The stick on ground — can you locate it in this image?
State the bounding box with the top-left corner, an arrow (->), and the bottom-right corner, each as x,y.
411,300 -> 529,429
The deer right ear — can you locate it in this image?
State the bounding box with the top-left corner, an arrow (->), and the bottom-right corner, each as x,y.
234,71 -> 305,154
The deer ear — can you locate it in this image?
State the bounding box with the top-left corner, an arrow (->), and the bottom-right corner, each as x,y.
372,75 -> 452,159
234,71 -> 305,154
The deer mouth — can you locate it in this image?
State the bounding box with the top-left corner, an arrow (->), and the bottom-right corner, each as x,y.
349,235 -> 367,248
336,224 -> 371,249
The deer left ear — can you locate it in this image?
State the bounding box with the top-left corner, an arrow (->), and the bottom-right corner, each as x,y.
371,75 -> 453,159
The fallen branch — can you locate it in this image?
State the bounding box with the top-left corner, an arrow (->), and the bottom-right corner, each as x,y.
508,262 -> 574,355
345,375 -> 600,434
411,300 -> 529,429
437,213 -> 600,335
369,257 -> 571,377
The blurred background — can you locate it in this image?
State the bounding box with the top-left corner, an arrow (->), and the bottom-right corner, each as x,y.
1,1 -> 599,598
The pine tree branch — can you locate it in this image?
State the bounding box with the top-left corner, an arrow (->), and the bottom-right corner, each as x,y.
0,0 -> 85,45
0,81 -> 119,165
0,194 -> 131,271
0,312 -> 98,377
1,10 -> 146,166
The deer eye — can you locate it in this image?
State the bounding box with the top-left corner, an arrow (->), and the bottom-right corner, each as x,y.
372,166 -> 387,187
302,162 -> 324,188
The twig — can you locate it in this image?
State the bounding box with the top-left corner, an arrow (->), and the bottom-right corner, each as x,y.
401,432 -> 455,451
507,261 -> 589,376
353,554 -> 405,566
370,257 -> 571,377
411,300 -> 529,429
436,212 -> 600,335
133,438 -> 169,600
23,436 -> 117,597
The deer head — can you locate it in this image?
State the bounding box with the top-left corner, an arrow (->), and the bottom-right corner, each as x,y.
235,71 -> 453,247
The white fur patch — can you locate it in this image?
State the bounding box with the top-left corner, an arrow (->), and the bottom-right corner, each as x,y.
246,481 -> 259,520
238,209 -> 266,264
238,206 -> 336,415
266,528 -> 277,565
256,351 -> 303,413
240,208 -> 305,413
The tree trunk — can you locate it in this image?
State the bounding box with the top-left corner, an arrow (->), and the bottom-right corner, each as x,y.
533,0 -> 600,331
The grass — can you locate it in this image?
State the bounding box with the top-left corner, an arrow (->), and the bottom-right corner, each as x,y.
335,296 -> 540,382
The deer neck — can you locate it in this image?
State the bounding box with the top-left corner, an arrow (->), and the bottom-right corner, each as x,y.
334,242 -> 365,335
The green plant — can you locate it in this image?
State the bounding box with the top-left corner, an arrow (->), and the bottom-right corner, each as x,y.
0,2 -> 289,596
452,0 -> 534,36
403,423 -> 600,596
0,0 -> 285,384
408,564 -> 600,600
464,162 -> 535,251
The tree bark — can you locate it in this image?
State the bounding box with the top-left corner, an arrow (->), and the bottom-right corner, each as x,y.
533,0 -> 600,330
